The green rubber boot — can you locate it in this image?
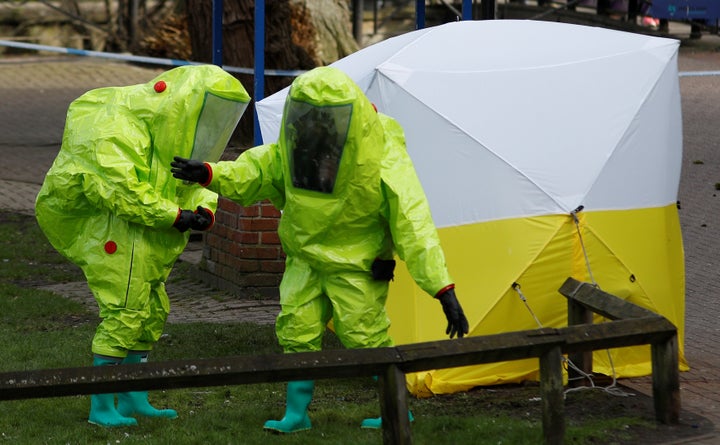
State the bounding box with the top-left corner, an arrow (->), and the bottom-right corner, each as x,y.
361,376 -> 414,429
116,352 -> 178,419
361,410 -> 414,429
88,356 -> 138,427
263,380 -> 314,433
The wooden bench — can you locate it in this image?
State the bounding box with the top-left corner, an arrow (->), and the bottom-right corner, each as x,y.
0,277 -> 679,444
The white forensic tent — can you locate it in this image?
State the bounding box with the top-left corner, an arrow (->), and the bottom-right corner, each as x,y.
256,20 -> 687,396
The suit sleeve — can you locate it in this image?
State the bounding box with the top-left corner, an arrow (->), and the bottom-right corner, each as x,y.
379,116 -> 453,297
204,143 -> 286,209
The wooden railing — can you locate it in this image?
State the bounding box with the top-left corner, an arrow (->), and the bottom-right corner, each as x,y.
0,277 -> 679,445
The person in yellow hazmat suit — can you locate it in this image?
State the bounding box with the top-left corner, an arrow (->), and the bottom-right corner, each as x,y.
35,64 -> 250,427
171,66 -> 469,433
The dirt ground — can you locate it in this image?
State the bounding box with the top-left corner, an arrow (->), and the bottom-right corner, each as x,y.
441,382 -> 714,444
406,379 -> 711,444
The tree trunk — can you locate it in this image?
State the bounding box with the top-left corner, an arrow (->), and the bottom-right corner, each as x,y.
186,0 -> 358,148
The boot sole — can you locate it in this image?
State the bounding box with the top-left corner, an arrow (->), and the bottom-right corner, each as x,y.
263,425 -> 311,434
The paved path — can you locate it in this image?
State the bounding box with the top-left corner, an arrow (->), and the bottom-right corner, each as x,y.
620,44 -> 720,444
2,37 -> 720,443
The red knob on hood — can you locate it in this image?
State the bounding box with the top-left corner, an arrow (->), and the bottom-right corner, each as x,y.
154,81 -> 167,93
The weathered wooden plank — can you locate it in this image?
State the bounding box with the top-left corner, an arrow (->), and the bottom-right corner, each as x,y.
0,330 -> 567,401
0,333 -> 565,399
0,317 -> 675,400
397,328 -> 565,373
0,348 -> 402,400
562,317 -> 676,353
559,277 -> 659,320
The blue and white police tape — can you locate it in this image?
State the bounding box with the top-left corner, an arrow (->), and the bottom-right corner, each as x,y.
3,39 -> 719,78
0,39 -> 307,77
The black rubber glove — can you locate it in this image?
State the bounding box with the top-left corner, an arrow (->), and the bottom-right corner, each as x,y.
173,209 -> 195,233
192,206 -> 214,231
436,287 -> 469,339
171,156 -> 210,184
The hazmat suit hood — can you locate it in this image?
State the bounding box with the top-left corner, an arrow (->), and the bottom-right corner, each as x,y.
138,64 -> 250,170
277,67 -> 386,268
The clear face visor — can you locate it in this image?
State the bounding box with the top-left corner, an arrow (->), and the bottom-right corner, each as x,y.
190,92 -> 248,163
284,100 -> 352,194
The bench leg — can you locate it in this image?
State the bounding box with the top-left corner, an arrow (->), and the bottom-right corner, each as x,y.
379,365 -> 412,445
652,335 -> 680,424
540,346 -> 565,445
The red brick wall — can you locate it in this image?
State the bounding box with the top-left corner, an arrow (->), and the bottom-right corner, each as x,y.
197,197 -> 285,299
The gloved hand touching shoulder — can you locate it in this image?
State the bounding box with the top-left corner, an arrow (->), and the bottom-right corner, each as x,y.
435,286 -> 469,339
171,156 -> 211,185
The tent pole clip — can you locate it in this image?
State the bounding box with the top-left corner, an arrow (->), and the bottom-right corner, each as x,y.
570,205 -> 584,223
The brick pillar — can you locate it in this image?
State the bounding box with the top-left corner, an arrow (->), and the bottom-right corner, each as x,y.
198,197 -> 285,299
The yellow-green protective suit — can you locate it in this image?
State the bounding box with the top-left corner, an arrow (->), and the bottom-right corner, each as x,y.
35,65 -> 250,358
204,66 -> 453,353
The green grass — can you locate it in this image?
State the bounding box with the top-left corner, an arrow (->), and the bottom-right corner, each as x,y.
0,213 -> 85,284
0,212 -> 656,444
